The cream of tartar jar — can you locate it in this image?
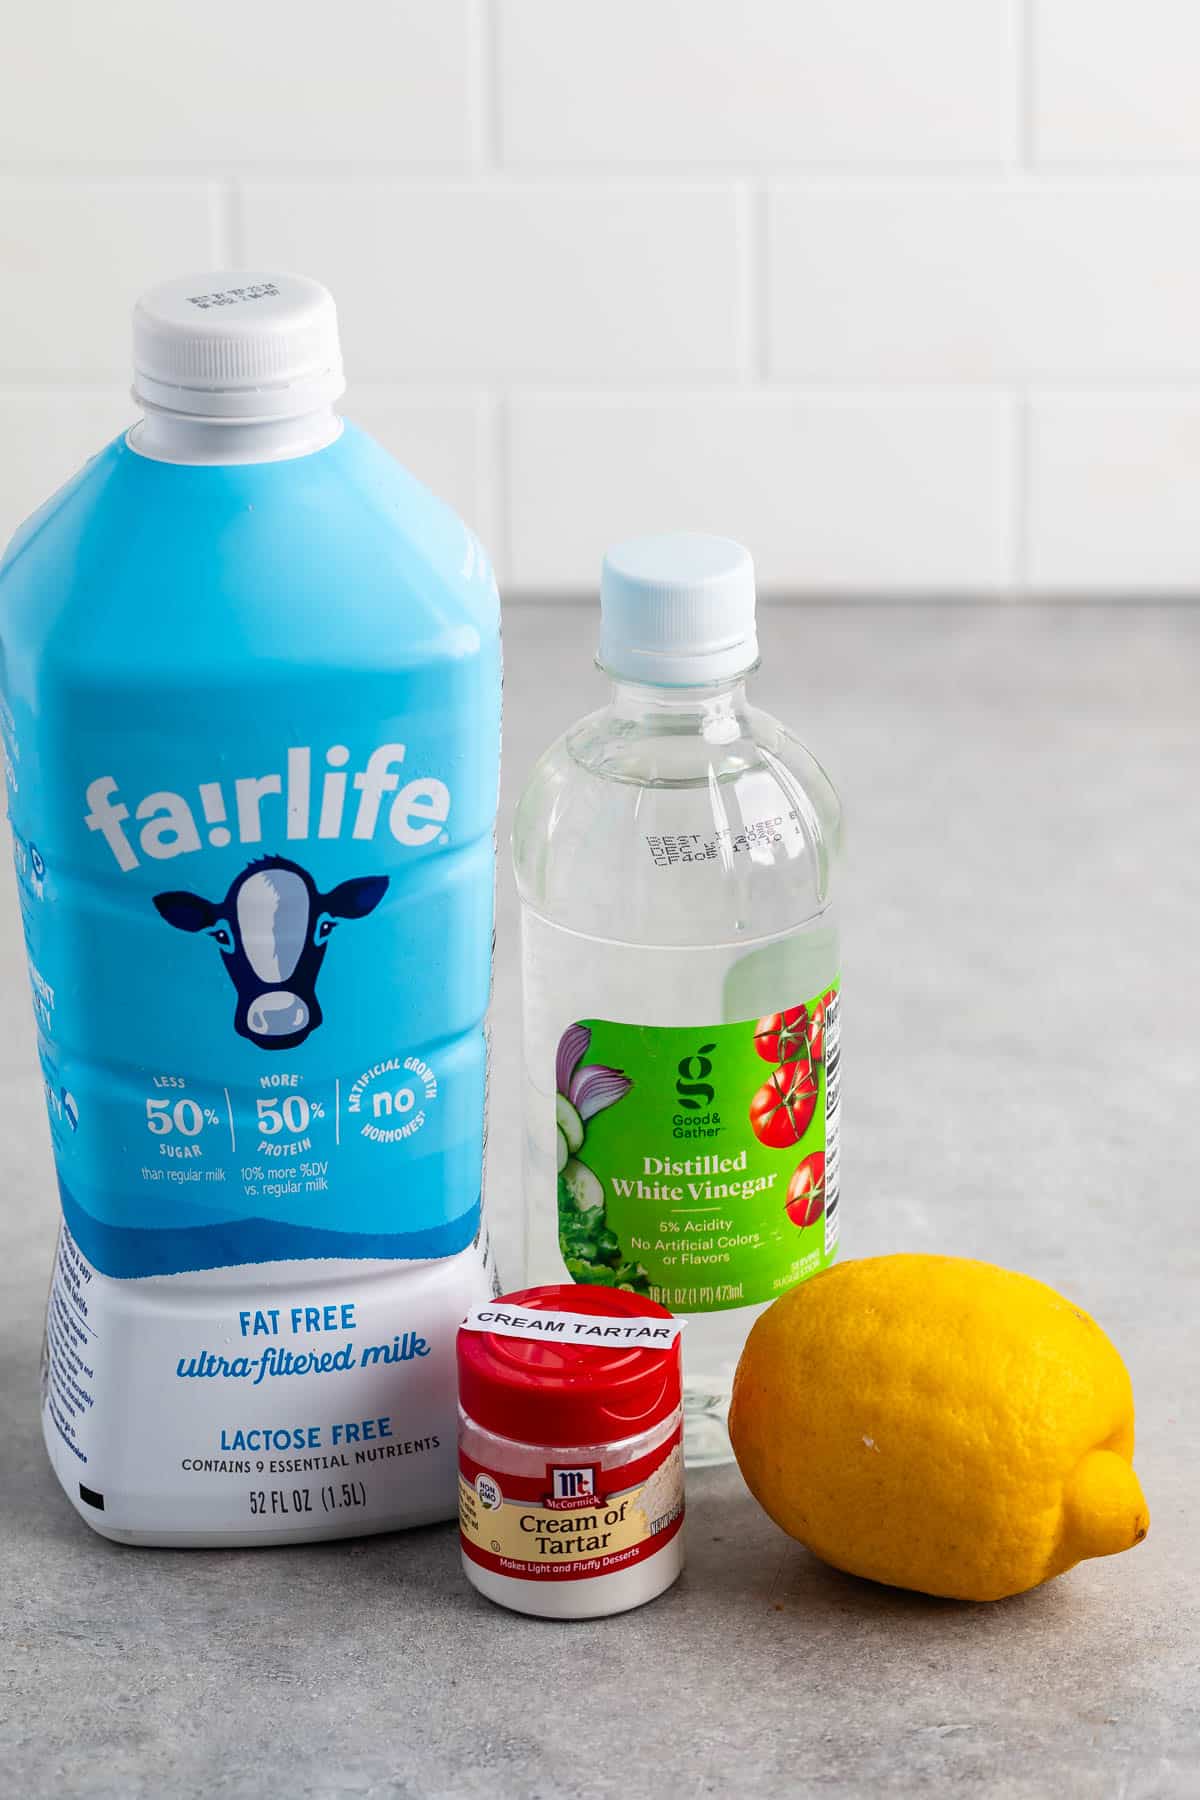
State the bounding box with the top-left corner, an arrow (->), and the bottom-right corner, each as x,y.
456,1285 -> 685,1619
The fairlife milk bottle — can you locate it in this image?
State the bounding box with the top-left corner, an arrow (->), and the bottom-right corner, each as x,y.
0,273 -> 501,1544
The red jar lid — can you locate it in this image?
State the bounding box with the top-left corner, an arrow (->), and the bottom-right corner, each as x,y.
457,1284 -> 682,1448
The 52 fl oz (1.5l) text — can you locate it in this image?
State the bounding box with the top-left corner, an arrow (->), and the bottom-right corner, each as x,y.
248,1481 -> 367,1518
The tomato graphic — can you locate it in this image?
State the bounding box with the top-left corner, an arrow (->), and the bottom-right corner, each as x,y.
785,1153 -> 826,1228
754,1005 -> 809,1065
749,1060 -> 818,1148
807,993 -> 834,1063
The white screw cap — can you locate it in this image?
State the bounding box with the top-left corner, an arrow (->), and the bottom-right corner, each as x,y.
599,532 -> 758,686
132,271 -> 345,421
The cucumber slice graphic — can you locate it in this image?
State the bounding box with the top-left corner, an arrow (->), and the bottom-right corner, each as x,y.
556,1094 -> 585,1154
556,1125 -> 569,1172
562,1157 -> 603,1212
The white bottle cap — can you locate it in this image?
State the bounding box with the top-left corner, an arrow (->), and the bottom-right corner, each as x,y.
132,271 -> 345,421
599,532 -> 758,686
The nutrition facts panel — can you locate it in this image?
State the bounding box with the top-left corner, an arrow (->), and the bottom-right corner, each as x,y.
823,990 -> 842,1256
42,1228 -> 100,1481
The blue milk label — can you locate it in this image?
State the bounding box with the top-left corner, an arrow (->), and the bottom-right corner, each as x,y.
16,723 -> 489,1280
83,738 -> 447,1048
2,382 -> 499,1543
2,424 -> 500,1289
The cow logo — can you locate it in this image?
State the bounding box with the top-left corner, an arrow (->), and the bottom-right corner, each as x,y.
154,855 -> 388,1051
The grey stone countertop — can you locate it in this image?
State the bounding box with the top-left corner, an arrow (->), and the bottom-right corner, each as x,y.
1,602 -> 1197,1799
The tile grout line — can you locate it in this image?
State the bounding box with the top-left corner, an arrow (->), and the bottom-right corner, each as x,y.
209,180 -> 239,267
470,0 -> 501,171
732,179 -> 754,381
751,181 -> 770,382
490,389 -> 514,589
13,376 -> 1200,401
15,161 -> 1200,184
1013,387 -> 1032,597
1020,0 -> 1037,167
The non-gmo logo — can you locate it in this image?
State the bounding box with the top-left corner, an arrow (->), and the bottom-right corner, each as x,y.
475,1472 -> 503,1511
552,1466 -> 595,1501
675,1043 -> 716,1111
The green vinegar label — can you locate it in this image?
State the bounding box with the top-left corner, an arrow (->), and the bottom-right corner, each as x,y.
554,983 -> 840,1313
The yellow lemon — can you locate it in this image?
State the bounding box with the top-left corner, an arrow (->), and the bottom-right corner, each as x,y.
729,1254 -> 1148,1601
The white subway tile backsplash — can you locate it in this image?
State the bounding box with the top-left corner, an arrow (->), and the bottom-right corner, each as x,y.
0,390 -> 135,550
0,2 -> 1196,595
0,182 -> 215,378
0,3 -> 474,167
346,388 -> 496,563
0,385 -> 500,583
1029,395 -> 1200,592
1035,1 -> 1200,162
508,392 -> 1014,592
498,0 -> 1019,165
769,182 -> 1200,382
242,183 -> 747,379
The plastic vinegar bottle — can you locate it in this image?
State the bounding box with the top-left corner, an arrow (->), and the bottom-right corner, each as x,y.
513,534 -> 843,1466
0,272 -> 501,1544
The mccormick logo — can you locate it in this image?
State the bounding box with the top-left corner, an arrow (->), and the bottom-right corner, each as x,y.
546,1464 -> 601,1509
83,744 -> 451,873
